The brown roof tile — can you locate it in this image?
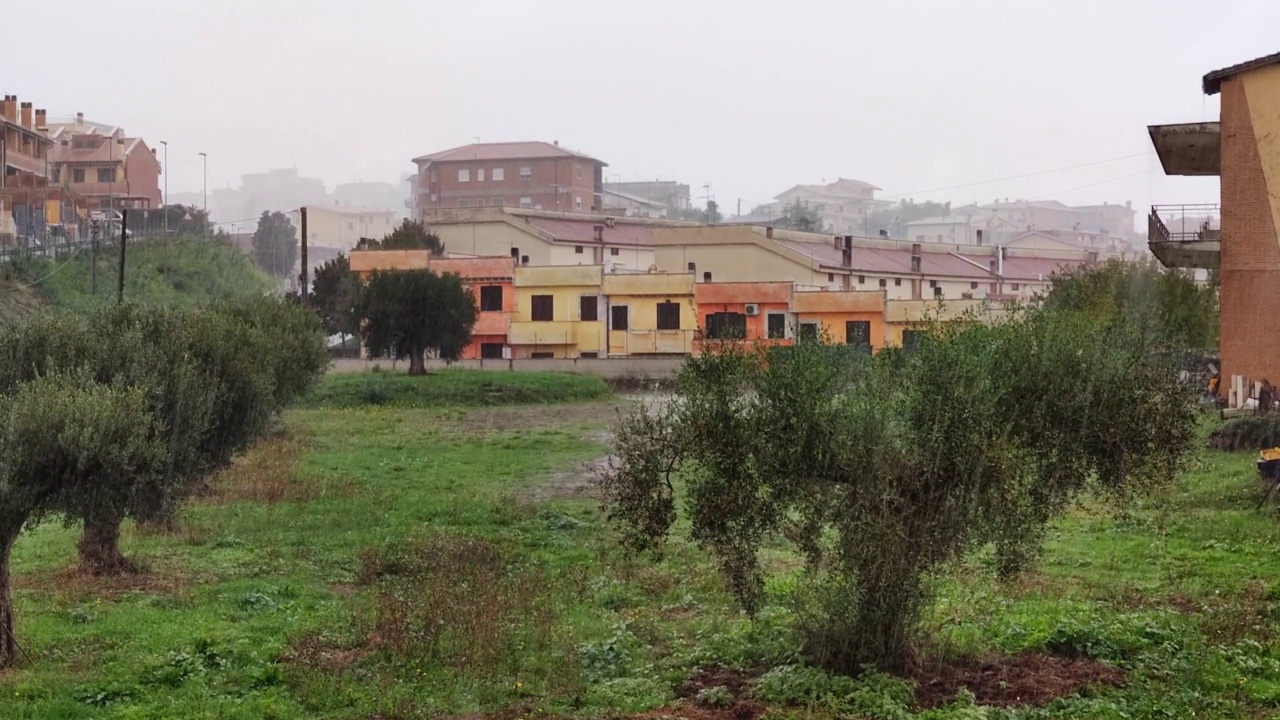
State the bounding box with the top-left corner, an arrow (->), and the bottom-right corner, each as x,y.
413,141 -> 603,164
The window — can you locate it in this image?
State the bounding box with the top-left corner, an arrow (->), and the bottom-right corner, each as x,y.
73,168 -> 85,183
929,280 -> 937,288
828,273 -> 835,282
878,278 -> 887,288
767,313 -> 786,339
458,168 -> 470,182
580,352 -> 599,359
580,295 -> 599,322
1011,283 -> 1021,291
575,165 -> 583,179
894,278 -> 902,286
845,320 -> 871,352
97,167 -> 116,183
656,301 -> 681,330
520,197 -> 533,208
491,198 -> 504,207
477,168 -> 485,182
480,286 -> 503,312
532,352 -> 555,359
610,247 -> 620,256
970,282 -> 979,290
611,305 -> 629,331
51,169 -> 60,183
519,166 -> 532,179
575,245 -> 584,254
480,343 -> 504,359
575,196 -> 582,209
457,199 -> 470,208
531,294 -> 554,321
858,275 -> 865,284
933,286 -> 943,298
706,312 -> 747,340
799,323 -> 819,341
492,168 -> 505,181
703,271 -> 712,282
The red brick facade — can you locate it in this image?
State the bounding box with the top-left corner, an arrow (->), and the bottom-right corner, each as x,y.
413,142 -> 604,219
1218,77 -> 1280,386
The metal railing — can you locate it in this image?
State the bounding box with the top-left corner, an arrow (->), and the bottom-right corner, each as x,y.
1149,203 -> 1220,244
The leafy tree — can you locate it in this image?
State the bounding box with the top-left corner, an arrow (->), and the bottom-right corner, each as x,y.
359,270 -> 478,375
862,200 -> 953,238
356,220 -> 445,252
1043,258 -> 1218,352
781,199 -> 825,232
0,375 -> 163,667
597,305 -> 1197,672
251,210 -> 298,278
311,253 -> 363,339
139,205 -> 211,237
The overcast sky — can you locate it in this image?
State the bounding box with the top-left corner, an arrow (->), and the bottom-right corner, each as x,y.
7,0 -> 1276,220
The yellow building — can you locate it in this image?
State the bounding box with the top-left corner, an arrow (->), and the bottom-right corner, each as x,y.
884,299 -> 1009,348
303,206 -> 398,252
510,265 -> 606,358
601,272 -> 696,356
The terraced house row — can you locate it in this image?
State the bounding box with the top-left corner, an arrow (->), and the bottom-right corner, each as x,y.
350,251 -> 1025,359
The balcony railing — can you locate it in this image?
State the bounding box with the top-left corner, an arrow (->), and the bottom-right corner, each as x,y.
1149,203 -> 1220,244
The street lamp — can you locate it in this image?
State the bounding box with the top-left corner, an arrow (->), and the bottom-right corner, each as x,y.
198,152 -> 207,215
159,140 -> 168,233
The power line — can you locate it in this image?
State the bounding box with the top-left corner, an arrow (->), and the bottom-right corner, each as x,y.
4,243 -> 88,291
880,152 -> 1153,200
1030,170 -> 1151,201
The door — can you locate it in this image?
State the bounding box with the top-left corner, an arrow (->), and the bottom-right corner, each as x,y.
845,321 -> 871,353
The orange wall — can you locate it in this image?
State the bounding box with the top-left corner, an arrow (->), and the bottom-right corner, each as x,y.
792,290 -> 886,349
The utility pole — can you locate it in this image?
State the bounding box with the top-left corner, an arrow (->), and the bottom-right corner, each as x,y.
299,206 -> 308,305
117,209 -> 128,304
198,152 -> 207,214
90,218 -> 100,295
160,140 -> 168,233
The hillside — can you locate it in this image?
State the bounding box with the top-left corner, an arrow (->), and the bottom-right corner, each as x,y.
0,236 -> 273,317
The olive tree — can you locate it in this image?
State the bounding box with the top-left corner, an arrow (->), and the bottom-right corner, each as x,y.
597,306 -> 1197,672
359,269 -> 478,375
0,376 -> 162,667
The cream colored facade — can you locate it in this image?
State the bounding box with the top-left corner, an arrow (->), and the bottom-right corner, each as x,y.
304,206 -> 397,251
427,209 -> 657,270
511,265 -> 606,358
602,273 -> 697,356
648,225 -> 844,288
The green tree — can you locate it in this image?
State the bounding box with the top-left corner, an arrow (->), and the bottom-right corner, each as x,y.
0,375 -> 163,667
781,199 -> 824,232
356,220 -> 445,252
251,211 -> 298,278
862,200 -> 953,238
597,305 -> 1197,672
359,269 -> 478,375
1043,258 -> 1218,352
311,253 -> 363,339
139,205 -> 211,237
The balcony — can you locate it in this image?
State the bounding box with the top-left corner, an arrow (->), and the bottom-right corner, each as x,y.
1148,123 -> 1221,176
1148,204 -> 1220,269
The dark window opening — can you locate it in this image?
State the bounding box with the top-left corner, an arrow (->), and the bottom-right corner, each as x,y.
845,320 -> 872,352
828,273 -> 835,282
580,352 -> 599,359
894,278 -> 902,286
575,245 -> 584,254
97,167 -> 116,183
531,294 -> 554,321
933,286 -> 943,298
687,262 -> 696,272
480,343 -> 504,359
799,323 -> 819,341
970,282 -> 978,290
703,271 -> 712,282
767,313 -> 786,339
611,305 -> 629,331
72,168 -> 85,183
531,352 -> 555,359
610,247 -> 620,256
656,301 -> 681,330
479,285 -> 503,312
1011,283 -> 1021,291
858,275 -> 865,284
929,279 -> 937,288
706,312 -> 747,340
878,278 -> 887,288
580,295 -> 598,321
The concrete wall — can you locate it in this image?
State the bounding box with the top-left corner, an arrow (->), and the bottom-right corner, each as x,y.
1219,65 -> 1280,386
432,219 -> 551,263
305,208 -> 396,250
332,356 -> 685,380
549,242 -> 655,272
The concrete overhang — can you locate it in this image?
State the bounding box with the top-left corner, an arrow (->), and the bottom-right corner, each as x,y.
1147,123 -> 1221,176
1149,240 -> 1220,270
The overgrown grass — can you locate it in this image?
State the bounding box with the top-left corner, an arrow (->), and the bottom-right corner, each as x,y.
302,369 -> 611,408
1209,414 -> 1280,451
2,236 -> 272,311
4,405 -> 1280,718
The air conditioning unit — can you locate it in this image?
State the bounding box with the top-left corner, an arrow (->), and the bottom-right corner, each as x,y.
744,304 -> 760,316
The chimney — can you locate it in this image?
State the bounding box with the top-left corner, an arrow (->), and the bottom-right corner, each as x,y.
34,108 -> 46,132
833,235 -> 842,249
593,225 -> 604,242
975,229 -> 984,246
521,255 -> 530,266
76,112 -> 84,125
842,235 -> 853,268
766,226 -> 774,239
998,246 -> 1005,276
20,102 -> 32,129
0,96 -> 13,122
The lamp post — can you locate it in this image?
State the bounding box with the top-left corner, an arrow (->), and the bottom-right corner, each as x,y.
198,152 -> 207,214
159,140 -> 168,233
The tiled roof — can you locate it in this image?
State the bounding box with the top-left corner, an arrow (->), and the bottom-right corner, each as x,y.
776,239 -> 1086,280
413,141 -> 602,164
525,217 -> 651,246
1204,51 -> 1280,95
49,137 -> 143,164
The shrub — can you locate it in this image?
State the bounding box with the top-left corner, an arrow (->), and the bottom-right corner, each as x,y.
1208,416 -> 1280,451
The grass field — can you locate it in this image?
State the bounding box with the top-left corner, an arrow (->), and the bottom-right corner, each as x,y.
301,370 -> 612,409
4,395 -> 1280,719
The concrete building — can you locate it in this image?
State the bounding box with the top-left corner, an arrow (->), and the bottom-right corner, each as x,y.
694,281 -> 794,349
756,178 -> 886,234
0,95 -> 78,241
45,112 -> 161,211
213,168 -> 329,226
906,199 -> 1137,250
423,208 -> 658,271
792,289 -> 886,350
601,180 -> 691,217
885,299 -> 1010,349
413,141 -> 605,217
1147,51 -> 1280,393
511,265 -> 607,358
601,273 -> 697,356
303,205 -> 397,252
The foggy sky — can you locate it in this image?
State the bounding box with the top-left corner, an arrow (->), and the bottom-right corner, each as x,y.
7,0 -> 1275,222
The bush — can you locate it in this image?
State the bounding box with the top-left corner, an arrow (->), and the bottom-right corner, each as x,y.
303,371 -> 610,408
1209,416 -> 1280,451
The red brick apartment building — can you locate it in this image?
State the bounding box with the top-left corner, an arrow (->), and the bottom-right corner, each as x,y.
1148,51 -> 1280,393
47,113 -> 161,211
413,141 -> 604,219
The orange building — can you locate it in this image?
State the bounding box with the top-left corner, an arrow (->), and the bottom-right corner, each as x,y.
791,289 -> 886,350
693,281 -> 794,351
348,251 -> 516,360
